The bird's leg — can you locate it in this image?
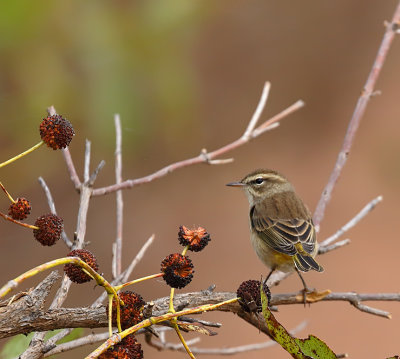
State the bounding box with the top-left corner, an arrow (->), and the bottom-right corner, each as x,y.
263,267 -> 276,287
295,267 -> 311,306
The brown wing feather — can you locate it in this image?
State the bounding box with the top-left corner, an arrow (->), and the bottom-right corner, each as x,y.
250,192 -> 317,257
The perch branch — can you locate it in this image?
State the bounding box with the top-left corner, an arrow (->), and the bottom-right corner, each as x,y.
313,1 -> 400,228
2,289 -> 399,339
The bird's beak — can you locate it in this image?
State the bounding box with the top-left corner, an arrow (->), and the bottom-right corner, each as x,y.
226,181 -> 246,187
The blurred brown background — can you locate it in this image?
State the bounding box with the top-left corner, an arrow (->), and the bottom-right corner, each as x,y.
1,1 -> 400,358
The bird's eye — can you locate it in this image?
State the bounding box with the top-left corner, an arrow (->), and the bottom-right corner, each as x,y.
254,178 -> 264,185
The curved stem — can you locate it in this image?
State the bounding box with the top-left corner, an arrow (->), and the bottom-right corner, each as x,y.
0,212 -> 38,229
107,295 -> 113,337
113,272 -> 163,292
169,288 -> 176,313
172,321 -> 196,359
0,182 -> 15,203
181,245 -> 189,256
0,141 -> 44,169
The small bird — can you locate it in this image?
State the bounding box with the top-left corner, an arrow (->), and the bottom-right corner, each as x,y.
226,168 -> 323,291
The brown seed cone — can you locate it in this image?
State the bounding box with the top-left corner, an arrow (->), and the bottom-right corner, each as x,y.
120,335 -> 143,359
178,225 -> 211,252
33,214 -> 63,246
8,197 -> 31,220
161,253 -> 194,289
40,114 -> 75,150
98,335 -> 143,359
108,291 -> 145,330
64,249 -> 99,283
98,346 -> 132,359
236,279 -> 271,313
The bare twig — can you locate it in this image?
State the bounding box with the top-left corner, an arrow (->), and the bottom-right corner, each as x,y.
84,140 -> 91,183
94,234 -> 155,306
45,328 -> 174,357
146,320 -> 307,355
318,239 -> 351,255
38,176 -> 73,248
320,196 -> 382,247
112,114 -> 123,279
313,1 -> 400,228
91,85 -> 304,196
47,106 -> 81,189
243,81 -> 271,138
44,332 -> 110,357
62,148 -> 81,189
251,100 -> 304,138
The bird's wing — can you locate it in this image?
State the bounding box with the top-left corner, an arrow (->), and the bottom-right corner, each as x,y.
250,205 -> 316,256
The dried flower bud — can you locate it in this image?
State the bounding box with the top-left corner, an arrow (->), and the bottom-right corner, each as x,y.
161,253 -> 194,289
64,249 -> 99,283
178,225 -> 211,252
98,335 -> 143,359
98,346 -> 132,359
121,335 -> 143,359
33,214 -> 63,246
40,114 -> 75,150
236,279 -> 271,312
8,197 -> 31,220
108,291 -> 145,330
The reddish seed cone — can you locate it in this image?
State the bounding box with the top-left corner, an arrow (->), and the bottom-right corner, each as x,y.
108,291 -> 145,330
33,214 -> 63,246
8,197 -> 31,220
98,335 -> 143,359
161,253 -> 194,289
40,114 -> 75,150
64,249 -> 99,283
236,279 -> 271,313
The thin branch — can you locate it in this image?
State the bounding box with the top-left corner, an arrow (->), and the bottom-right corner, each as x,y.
84,140 -> 91,183
47,106 -> 81,189
94,234 -> 155,306
46,327 -> 172,357
62,148 -> 81,190
243,81 -> 271,138
318,238 -> 350,255
146,320 -> 307,355
88,160 -> 105,186
38,176 -> 73,248
112,114 -> 123,279
44,332 -> 110,357
251,100 -> 304,138
320,196 -> 382,247
313,2 -> 400,228
91,86 -> 304,196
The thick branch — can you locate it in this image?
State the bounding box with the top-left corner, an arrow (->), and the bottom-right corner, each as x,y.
2,289 -> 398,339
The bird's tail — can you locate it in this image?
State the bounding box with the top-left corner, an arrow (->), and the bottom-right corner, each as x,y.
293,253 -> 323,272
